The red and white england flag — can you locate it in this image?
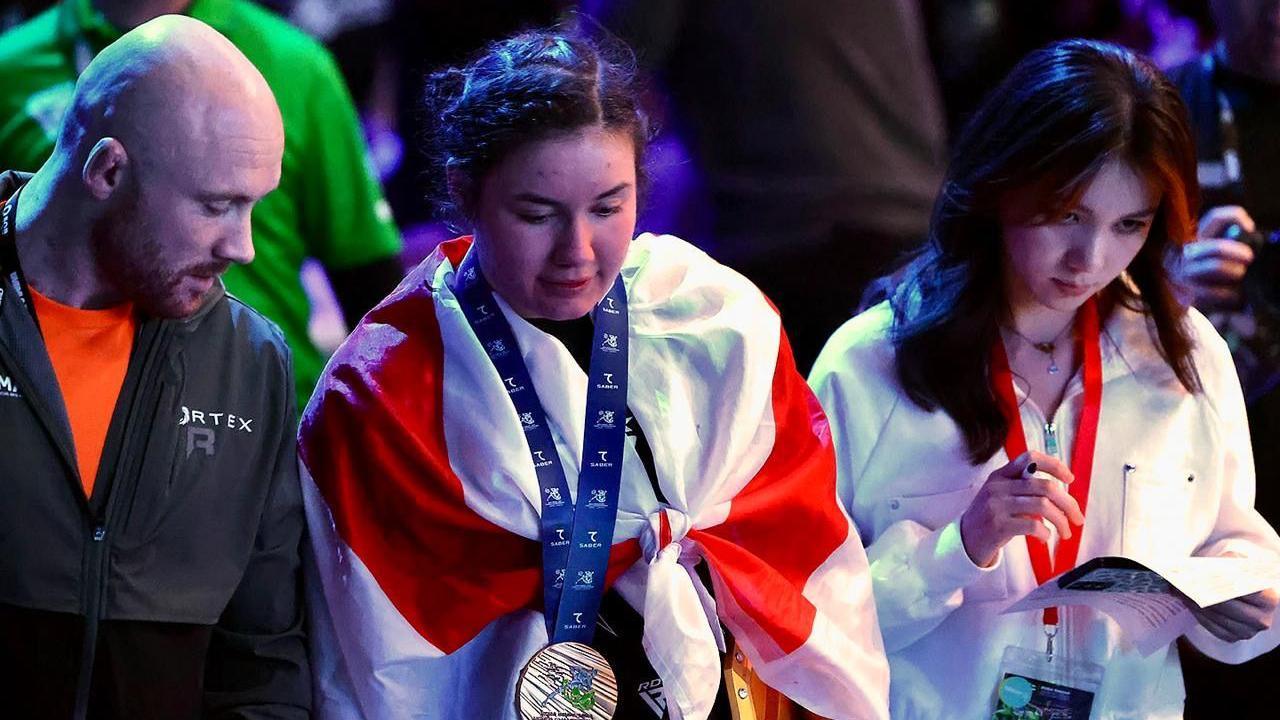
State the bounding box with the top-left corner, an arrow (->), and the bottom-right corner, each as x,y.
300,234 -> 889,719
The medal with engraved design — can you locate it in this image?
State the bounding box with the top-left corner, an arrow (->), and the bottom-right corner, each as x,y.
516,642 -> 618,720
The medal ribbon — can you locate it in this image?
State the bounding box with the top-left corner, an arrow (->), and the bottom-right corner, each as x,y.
991,296 -> 1103,627
453,251 -> 628,644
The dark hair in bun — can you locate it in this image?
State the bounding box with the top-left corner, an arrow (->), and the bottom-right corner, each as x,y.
422,29 -> 649,221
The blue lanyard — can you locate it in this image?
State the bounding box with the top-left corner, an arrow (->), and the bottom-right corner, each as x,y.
453,252 -> 629,644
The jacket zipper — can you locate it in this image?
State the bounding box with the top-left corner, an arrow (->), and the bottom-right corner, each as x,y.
1043,401 -> 1085,663
1121,463 -> 1137,555
71,321 -> 173,720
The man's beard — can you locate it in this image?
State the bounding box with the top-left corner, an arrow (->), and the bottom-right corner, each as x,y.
89,202 -> 226,318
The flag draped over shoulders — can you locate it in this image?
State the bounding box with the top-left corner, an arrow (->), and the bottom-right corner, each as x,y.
300,233 -> 889,720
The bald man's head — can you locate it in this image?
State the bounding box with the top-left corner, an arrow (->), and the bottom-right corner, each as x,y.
51,15 -> 284,318
60,14 -> 282,171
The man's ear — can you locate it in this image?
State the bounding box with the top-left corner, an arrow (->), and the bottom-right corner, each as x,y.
81,137 -> 129,200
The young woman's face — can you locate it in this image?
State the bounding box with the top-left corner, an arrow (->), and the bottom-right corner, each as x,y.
470,126 -> 638,321
1001,160 -> 1160,316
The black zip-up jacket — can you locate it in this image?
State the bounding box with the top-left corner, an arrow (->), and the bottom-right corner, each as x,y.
0,172 -> 311,719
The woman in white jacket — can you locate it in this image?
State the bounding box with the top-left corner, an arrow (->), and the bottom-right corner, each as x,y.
811,40 -> 1280,719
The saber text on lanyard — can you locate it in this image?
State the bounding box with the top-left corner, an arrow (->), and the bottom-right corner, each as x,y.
453,252 -> 629,644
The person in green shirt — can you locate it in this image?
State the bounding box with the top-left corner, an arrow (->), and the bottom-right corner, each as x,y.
0,0 -> 405,408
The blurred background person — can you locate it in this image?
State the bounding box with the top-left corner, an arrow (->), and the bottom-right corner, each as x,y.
590,0 -> 949,372
922,0 -> 1212,135
1167,1 -> 1280,716
0,0 -> 405,408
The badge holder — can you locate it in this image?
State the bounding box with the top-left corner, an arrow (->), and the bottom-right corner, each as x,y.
991,626 -> 1104,720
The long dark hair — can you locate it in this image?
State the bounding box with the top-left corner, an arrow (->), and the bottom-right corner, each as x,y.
421,29 -> 649,222
892,39 -> 1201,464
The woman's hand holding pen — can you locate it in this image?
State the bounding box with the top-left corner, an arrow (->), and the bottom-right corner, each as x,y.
960,451 -> 1084,568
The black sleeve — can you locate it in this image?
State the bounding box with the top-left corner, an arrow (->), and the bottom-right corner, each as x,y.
203,352 -> 311,719
328,257 -> 405,327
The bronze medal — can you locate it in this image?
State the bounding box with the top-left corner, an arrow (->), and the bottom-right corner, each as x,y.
516,642 -> 618,720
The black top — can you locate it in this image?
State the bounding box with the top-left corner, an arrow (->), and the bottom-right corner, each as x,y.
530,315 -> 730,719
1170,54 -> 1280,231
598,0 -> 946,258
1216,65 -> 1280,230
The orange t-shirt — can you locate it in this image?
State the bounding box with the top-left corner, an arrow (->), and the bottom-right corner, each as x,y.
29,287 -> 137,497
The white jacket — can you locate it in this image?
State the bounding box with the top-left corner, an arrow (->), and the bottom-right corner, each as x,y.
809,300 -> 1280,720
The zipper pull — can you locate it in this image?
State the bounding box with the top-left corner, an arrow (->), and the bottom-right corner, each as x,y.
1121,463 -> 1136,554
1044,422 -> 1059,456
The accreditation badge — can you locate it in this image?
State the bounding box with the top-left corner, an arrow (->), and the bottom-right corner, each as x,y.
517,642 -> 618,720
991,645 -> 1104,720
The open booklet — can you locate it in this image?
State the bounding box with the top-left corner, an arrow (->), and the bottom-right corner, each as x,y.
1001,555 -> 1280,656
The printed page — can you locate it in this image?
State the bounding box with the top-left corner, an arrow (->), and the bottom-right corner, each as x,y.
1001,555 -> 1280,656
1142,555 -> 1280,608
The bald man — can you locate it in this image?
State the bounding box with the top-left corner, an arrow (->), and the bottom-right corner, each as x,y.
0,16 -> 308,720
0,0 -> 406,411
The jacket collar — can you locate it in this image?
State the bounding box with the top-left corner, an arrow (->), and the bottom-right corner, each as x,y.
0,170 -> 223,485
1021,298 -> 1184,414
0,170 -> 31,200
1098,298 -> 1183,388
0,172 -> 75,475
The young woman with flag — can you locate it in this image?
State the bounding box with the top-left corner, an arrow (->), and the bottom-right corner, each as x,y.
811,40 -> 1280,720
298,30 -> 888,720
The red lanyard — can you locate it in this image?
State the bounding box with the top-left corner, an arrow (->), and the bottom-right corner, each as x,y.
990,297 -> 1103,627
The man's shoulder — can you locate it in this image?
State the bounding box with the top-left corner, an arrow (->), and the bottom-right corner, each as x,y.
225,292 -> 290,357
810,302 -> 898,389
187,291 -> 292,373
